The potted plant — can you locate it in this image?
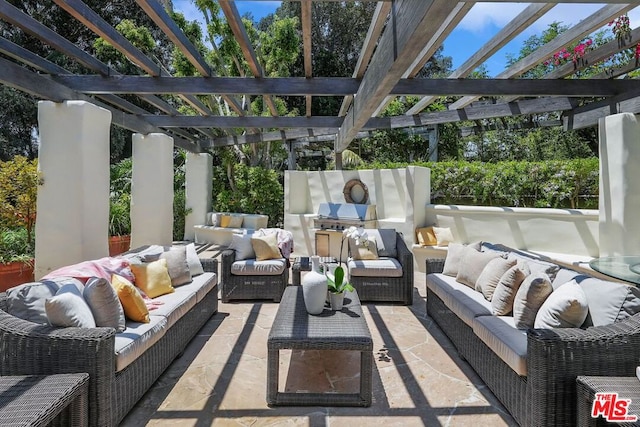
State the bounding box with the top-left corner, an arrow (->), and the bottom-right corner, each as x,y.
109,193 -> 131,256
0,156 -> 38,291
326,265 -> 354,311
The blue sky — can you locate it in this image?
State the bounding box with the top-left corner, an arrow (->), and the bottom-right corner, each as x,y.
173,1 -> 640,77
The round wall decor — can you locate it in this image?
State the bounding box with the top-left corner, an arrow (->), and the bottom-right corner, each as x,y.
343,179 -> 369,204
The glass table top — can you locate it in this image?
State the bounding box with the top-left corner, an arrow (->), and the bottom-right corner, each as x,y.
589,256 -> 640,286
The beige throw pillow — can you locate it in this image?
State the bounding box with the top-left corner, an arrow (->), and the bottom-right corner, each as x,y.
455,246 -> 501,288
433,227 -> 454,247
350,237 -> 379,260
491,262 -> 530,315
475,257 -> 517,300
251,233 -> 282,261
416,226 -> 438,246
534,280 -> 589,328
513,272 -> 553,329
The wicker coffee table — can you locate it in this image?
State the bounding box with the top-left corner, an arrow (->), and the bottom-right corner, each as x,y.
267,286 -> 373,407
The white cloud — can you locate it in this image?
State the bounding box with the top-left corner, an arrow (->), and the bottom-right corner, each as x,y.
459,4 -> 640,37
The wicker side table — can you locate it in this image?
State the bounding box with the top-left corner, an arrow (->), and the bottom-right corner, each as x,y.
577,376 -> 640,426
291,256 -> 337,285
0,373 -> 89,426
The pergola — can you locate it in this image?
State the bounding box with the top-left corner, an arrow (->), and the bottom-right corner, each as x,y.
1,0 -> 640,164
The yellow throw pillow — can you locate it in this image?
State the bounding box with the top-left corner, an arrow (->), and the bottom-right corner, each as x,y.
111,274 -> 150,323
130,258 -> 175,298
219,214 -> 232,228
416,226 -> 438,246
251,233 -> 282,261
350,237 -> 379,260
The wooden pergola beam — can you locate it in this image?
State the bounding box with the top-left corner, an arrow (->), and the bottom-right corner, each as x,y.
564,90 -> 640,129
336,0 -> 461,152
338,2 -> 392,117
301,0 -> 313,117
407,2 -> 555,115
449,3 -> 635,109
54,75 -> 640,97
219,0 -> 278,116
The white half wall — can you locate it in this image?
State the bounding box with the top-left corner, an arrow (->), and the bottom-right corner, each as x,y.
35,100 -> 111,279
599,113 -> 640,256
130,133 -> 174,247
284,167 -> 430,264
184,153 -> 212,240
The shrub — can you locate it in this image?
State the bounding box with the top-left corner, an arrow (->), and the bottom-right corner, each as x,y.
0,228 -> 34,264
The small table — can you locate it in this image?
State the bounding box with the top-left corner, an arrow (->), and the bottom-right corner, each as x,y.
589,256 -> 640,285
576,376 -> 640,426
0,373 -> 89,426
267,286 -> 373,407
291,256 -> 338,285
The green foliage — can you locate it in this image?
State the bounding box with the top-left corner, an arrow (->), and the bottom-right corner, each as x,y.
109,158 -> 132,236
211,164 -> 284,227
326,266 -> 354,294
365,159 -> 599,209
173,151 -> 192,241
0,228 -> 34,265
0,156 -> 39,244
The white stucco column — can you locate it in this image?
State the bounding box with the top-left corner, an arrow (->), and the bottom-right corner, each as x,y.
598,113 -> 640,256
184,152 -> 212,240
130,133 -> 174,247
35,100 -> 111,279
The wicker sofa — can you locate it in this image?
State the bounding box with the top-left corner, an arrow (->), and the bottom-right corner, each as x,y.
426,242 -> 640,426
0,248 -> 219,427
194,212 -> 268,246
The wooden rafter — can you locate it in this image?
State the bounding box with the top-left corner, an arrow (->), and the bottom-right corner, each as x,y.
339,1 -> 391,117
564,89 -> 640,129
407,2 -> 555,115
449,3 -> 635,109
301,0 -> 313,117
218,0 -> 278,116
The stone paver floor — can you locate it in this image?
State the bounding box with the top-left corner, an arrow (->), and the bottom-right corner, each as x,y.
121,262 -> 517,426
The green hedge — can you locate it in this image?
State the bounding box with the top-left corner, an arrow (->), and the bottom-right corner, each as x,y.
365,158 -> 599,209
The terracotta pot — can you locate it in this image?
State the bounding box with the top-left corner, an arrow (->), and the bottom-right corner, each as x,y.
0,260 -> 35,292
108,235 -> 131,256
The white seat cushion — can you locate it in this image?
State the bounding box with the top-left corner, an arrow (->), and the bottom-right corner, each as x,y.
115,315 -> 167,372
348,257 -> 403,278
177,272 -> 217,303
147,287 -> 197,328
231,259 -> 286,275
427,273 -> 492,325
473,315 -> 528,376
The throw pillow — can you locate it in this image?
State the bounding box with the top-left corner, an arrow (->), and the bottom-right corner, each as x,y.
229,233 -> 256,261
349,237 -> 379,260
416,226 -> 438,246
185,243 -> 205,276
111,274 -> 150,323
513,272 -> 553,329
5,280 -> 60,324
455,246 -> 501,288
491,262 -> 530,315
45,283 -> 96,328
475,257 -> 517,300
576,276 -> 640,327
366,229 -> 397,258
433,226 -> 454,247
534,280 -> 589,328
251,233 -> 282,261
221,214 -> 243,228
442,241 -> 482,277
160,246 -> 192,286
83,277 -> 126,332
130,259 -> 174,298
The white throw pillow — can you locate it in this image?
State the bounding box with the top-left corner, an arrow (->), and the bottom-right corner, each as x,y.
455,246 -> 501,289
185,243 -> 205,276
229,233 -> 255,260
433,227 -> 454,247
442,241 -> 481,277
491,261 -> 530,315
83,276 -> 125,332
475,257 -> 517,300
534,280 -> 589,329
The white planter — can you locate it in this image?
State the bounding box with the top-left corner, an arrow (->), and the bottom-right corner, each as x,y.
329,292 -> 344,310
302,256 -> 327,315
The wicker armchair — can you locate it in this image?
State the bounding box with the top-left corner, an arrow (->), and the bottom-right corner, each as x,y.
220,249 -> 289,302
347,230 -> 413,305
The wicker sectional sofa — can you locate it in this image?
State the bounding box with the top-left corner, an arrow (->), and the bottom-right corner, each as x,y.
194,212 -> 269,246
0,248 -> 219,427
426,242 -> 640,426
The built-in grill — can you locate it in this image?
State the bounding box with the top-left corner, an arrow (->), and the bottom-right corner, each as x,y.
313,202 -> 377,231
